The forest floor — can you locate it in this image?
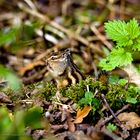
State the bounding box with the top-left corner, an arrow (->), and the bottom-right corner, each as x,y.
0,0 -> 140,140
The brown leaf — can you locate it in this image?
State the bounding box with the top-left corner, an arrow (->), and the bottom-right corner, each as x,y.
117,112 -> 140,130
74,105 -> 92,124
123,64 -> 140,87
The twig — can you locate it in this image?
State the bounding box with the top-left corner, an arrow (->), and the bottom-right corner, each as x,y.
96,104 -> 130,129
101,94 -> 122,126
100,94 -> 129,134
18,2 -> 103,55
120,0 -> 125,19
24,0 -> 37,11
90,24 -> 112,50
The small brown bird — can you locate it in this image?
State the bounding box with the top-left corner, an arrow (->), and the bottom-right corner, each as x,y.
46,49 -> 84,88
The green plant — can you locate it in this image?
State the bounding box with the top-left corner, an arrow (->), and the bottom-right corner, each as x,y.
0,65 -> 21,91
0,106 -> 45,140
126,96 -> 137,104
109,76 -> 128,86
99,18 -> 140,71
0,21 -> 41,53
126,85 -> 140,104
0,27 -> 20,46
118,79 -> 128,86
106,83 -> 140,109
63,77 -> 105,103
106,123 -> 117,132
78,91 -> 93,106
78,91 -> 100,110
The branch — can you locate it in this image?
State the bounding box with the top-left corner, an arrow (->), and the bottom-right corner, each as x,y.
18,2 -> 103,55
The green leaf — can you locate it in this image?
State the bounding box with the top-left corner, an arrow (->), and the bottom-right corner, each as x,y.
118,79 -> 128,86
107,123 -> 117,132
24,106 -> 43,129
78,98 -> 88,106
99,48 -> 133,71
0,107 -> 36,140
110,48 -> 133,66
78,91 -> 93,106
126,97 -> 137,104
0,107 -> 11,132
101,18 -> 140,71
85,91 -> 93,100
99,59 -> 114,71
126,18 -> 140,39
128,85 -> 140,94
105,18 -> 140,47
133,38 -> 140,51
109,75 -> 120,84
22,21 -> 41,40
0,65 -> 21,91
0,27 -> 20,46
105,20 -> 129,46
92,98 -> 100,107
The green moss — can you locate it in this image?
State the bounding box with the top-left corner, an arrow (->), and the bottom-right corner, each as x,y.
60,76 -> 140,110
106,84 -> 140,109
1,74 -> 140,116
42,82 -> 57,100
14,76 -> 139,111
61,77 -> 106,102
31,80 -> 57,101
1,86 -> 25,102
62,83 -> 85,102
106,84 -> 126,109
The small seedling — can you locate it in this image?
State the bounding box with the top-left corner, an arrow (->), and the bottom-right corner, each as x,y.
107,123 -> 117,132
126,96 -> 137,104
78,91 -> 100,108
118,79 -> 128,86
100,18 -> 140,71
78,91 -> 93,106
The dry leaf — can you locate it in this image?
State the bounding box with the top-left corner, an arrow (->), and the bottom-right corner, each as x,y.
74,105 -> 92,124
123,64 -> 140,87
117,112 -> 140,130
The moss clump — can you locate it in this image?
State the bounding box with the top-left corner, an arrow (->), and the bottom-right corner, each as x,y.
60,76 -> 140,110
35,80 -> 57,101
61,77 -> 106,102
23,76 -> 140,111
61,83 -> 86,102
42,82 -> 57,101
106,84 -> 126,109
25,80 -> 57,101
106,84 -> 140,109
